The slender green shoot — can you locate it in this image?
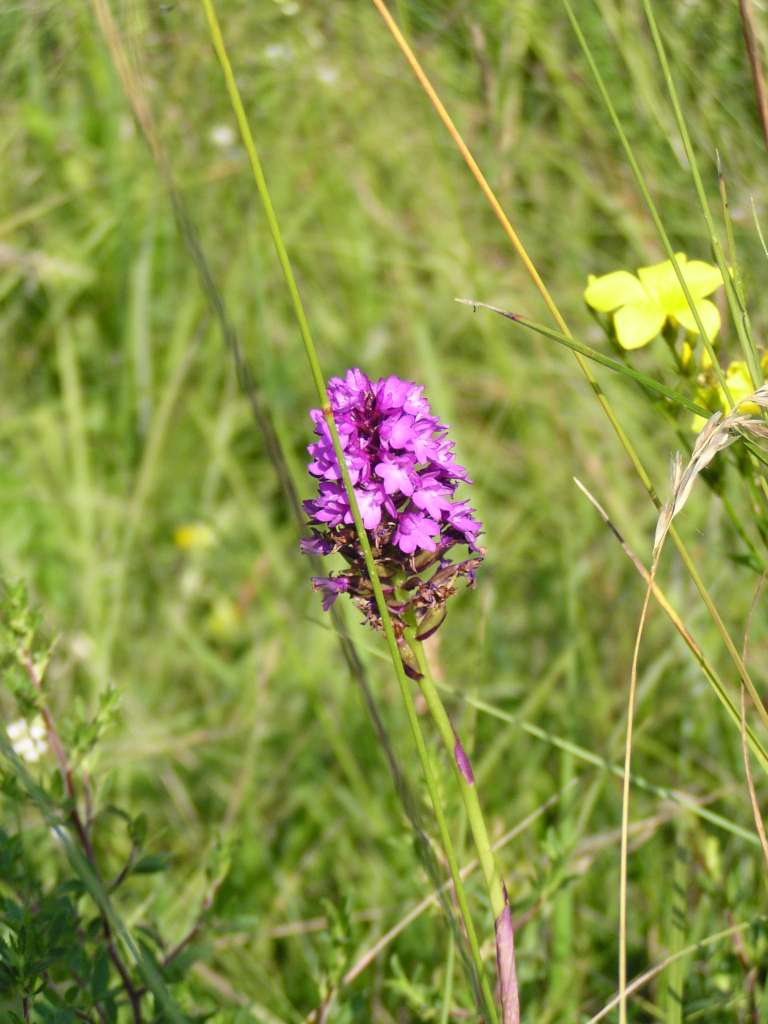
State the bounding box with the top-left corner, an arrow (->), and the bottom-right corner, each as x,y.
457,299 -> 710,416
641,0 -> 763,390
375,0 -> 768,742
0,730 -> 188,1023
408,636 -> 504,919
198,0 -> 499,1015
561,0 -> 731,402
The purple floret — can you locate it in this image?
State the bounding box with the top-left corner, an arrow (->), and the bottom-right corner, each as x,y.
299,530 -> 334,556
393,511 -> 441,554
301,368 -> 484,634
311,576 -> 349,611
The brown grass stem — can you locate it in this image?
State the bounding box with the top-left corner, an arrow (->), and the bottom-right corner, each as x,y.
372,0 -> 768,743
739,0 -> 768,153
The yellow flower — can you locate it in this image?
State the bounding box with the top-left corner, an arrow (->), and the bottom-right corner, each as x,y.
205,595 -> 242,642
718,360 -> 761,414
173,522 -> 216,551
692,359 -> 764,431
584,253 -> 722,351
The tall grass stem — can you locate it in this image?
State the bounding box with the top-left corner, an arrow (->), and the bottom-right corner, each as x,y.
199,0 -> 499,1015
374,0 -> 768,732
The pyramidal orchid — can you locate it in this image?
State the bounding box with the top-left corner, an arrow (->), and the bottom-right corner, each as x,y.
301,369 -> 484,662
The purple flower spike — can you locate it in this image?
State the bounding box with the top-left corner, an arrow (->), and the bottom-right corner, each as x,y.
301,368 -> 484,637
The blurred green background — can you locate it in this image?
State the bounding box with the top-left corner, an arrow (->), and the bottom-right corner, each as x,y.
3,0 -> 768,1019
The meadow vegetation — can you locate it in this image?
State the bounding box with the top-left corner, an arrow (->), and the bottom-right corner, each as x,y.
2,1 -> 768,1020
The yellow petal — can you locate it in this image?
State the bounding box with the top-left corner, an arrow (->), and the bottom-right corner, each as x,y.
671,297 -> 720,339
637,253 -> 687,306
682,259 -> 722,298
205,595 -> 242,641
174,522 -> 216,551
716,360 -> 762,412
691,386 -> 720,430
584,270 -> 646,312
725,360 -> 759,407
613,300 -> 666,349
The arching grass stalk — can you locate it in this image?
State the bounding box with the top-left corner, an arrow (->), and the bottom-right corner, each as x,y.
566,0 -> 768,529
560,0 -> 731,403
640,0 -> 763,391
371,0 -> 768,739
87,0 -> 444,937
606,384 -> 768,1023
198,1 -> 499,1017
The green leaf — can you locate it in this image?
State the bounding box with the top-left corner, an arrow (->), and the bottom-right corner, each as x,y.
90,950 -> 110,999
132,853 -> 171,875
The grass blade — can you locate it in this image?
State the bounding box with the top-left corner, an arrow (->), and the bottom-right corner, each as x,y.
198,1 -> 499,1015
374,0 -> 768,748
457,299 -> 710,417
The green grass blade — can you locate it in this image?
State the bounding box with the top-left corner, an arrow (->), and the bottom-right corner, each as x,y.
198,1 -> 499,1016
641,0 -> 763,390
434,682 -> 761,847
458,299 -> 710,416
561,0 -> 730,400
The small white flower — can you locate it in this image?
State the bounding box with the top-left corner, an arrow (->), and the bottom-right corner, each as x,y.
70,631 -> 94,662
118,115 -> 136,142
264,42 -> 292,64
316,64 -> 339,86
179,565 -> 203,598
209,123 -> 235,149
7,717 -> 48,763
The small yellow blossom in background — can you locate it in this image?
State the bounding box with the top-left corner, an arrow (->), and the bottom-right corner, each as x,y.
8,717 -> 47,763
585,253 -> 722,350
173,522 -> 216,551
205,595 -> 242,642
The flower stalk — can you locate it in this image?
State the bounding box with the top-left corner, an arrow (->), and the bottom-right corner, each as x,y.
199,2 -> 502,1016
408,638 -> 520,1023
408,638 -> 504,917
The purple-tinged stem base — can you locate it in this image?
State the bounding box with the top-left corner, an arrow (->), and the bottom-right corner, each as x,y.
495,890 -> 520,1024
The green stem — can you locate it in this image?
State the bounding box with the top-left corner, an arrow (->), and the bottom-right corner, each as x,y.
409,636 -> 505,920
562,0 -> 768,735
394,669 -> 499,1020
641,0 -> 763,393
562,0 -> 730,403
379,5 -> 768,749
199,2 -> 498,1017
